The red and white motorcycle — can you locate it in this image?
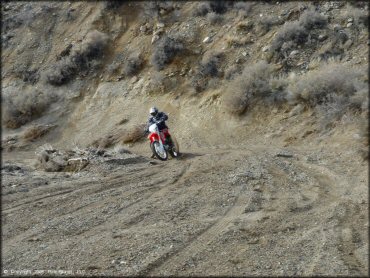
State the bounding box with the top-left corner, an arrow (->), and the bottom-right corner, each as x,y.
148,123 -> 179,161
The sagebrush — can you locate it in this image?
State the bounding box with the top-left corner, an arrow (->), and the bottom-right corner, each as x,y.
223,61 -> 276,114
287,63 -> 366,108
46,30 -> 109,85
124,52 -> 144,76
151,35 -> 183,70
2,89 -> 56,129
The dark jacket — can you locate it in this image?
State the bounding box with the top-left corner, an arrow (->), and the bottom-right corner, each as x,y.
146,112 -> 168,132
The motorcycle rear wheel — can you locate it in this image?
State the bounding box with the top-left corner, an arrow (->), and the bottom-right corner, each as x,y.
151,141 -> 168,161
169,137 -> 180,158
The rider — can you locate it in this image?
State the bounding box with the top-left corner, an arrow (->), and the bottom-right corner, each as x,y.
146,107 -> 168,132
145,107 -> 173,154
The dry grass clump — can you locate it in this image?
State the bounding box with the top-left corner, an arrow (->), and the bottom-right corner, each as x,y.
46,30 -> 109,86
123,52 -> 144,76
223,61 -> 276,114
2,89 -> 56,129
151,35 -> 184,71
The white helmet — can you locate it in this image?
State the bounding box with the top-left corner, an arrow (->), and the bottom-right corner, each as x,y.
149,107 -> 158,116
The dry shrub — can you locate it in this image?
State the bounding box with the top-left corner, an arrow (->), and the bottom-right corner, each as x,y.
2,89 -> 56,129
271,21 -> 308,52
271,10 -> 327,54
233,1 -> 253,16
191,51 -> 224,93
287,63 -> 366,108
46,30 -> 109,86
103,0 -> 124,10
207,12 -> 223,24
298,10 -> 328,30
151,35 -> 184,70
123,52 -> 144,76
141,1 -> 176,19
342,4 -> 369,27
15,68 -> 40,84
256,15 -> 282,35
223,61 -> 276,114
192,2 -> 211,16
46,57 -> 77,86
193,1 -> 236,17
22,125 -> 56,142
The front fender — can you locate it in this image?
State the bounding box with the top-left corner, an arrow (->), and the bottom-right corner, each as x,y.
149,133 -> 160,143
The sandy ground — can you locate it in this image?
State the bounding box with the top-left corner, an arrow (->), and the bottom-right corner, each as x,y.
2,135 -> 368,276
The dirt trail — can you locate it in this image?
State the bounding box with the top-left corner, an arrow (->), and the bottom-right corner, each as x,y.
2,140 -> 368,276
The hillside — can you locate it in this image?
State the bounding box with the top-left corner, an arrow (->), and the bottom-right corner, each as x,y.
1,1 -> 369,276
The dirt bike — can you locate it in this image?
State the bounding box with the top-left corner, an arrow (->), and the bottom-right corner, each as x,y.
148,123 -> 179,161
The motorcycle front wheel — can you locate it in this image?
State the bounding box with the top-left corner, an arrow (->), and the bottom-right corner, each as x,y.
151,141 -> 168,161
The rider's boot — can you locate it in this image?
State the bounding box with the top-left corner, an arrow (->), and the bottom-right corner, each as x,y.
165,135 -> 173,147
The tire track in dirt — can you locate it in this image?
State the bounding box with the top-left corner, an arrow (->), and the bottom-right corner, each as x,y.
296,161 -> 367,275
2,161 -> 158,214
71,162 -> 193,238
141,180 -> 250,276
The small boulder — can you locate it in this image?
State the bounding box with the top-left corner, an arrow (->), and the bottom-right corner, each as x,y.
289,50 -> 299,57
203,36 -> 211,43
262,46 -> 269,52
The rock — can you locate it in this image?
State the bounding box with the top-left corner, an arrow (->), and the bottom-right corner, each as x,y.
333,24 -> 341,32
343,39 -> 353,49
262,46 -> 269,52
318,34 -> 328,42
28,237 -> 41,242
346,22 -> 353,28
276,151 -> 293,158
203,36 -> 211,43
289,104 -> 304,117
157,22 -> 165,28
153,28 -> 164,36
139,25 -> 147,33
347,18 -> 353,23
65,158 -> 89,172
151,34 -> 160,44
289,50 -> 299,57
130,76 -> 138,84
338,30 -> 348,42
